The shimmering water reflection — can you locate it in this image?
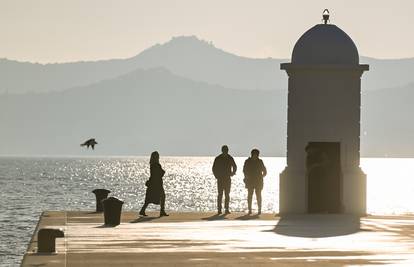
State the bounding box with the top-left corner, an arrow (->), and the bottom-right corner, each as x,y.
361,158 -> 414,215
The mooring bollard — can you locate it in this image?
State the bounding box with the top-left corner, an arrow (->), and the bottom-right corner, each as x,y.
92,189 -> 111,212
37,228 -> 64,253
102,197 -> 124,226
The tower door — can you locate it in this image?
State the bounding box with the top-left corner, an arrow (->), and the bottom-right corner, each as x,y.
306,142 -> 342,213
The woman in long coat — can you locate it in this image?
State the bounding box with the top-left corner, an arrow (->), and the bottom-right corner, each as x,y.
139,151 -> 169,217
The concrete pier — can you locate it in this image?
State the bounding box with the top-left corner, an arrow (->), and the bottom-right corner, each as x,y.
22,211 -> 414,266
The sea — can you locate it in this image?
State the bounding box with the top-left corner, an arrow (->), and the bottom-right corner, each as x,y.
1,156 -> 414,266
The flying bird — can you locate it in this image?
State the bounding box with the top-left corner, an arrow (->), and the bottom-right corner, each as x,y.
80,138 -> 98,150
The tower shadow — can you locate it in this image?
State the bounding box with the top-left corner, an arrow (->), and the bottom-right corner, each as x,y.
270,214 -> 361,238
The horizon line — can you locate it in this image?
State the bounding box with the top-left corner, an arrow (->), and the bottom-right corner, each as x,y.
0,154 -> 408,160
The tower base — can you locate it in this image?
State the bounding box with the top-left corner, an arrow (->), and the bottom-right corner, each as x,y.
279,167 -> 366,215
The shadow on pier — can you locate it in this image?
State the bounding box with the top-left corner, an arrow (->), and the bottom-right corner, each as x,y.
130,217 -> 160,223
270,214 -> 361,238
201,214 -> 228,221
235,214 -> 259,220
201,213 -> 261,221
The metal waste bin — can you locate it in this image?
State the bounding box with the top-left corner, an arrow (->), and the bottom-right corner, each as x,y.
92,189 -> 111,212
102,197 -> 124,226
38,228 -> 64,253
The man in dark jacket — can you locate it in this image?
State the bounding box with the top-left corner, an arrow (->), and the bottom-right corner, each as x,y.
243,149 -> 267,215
212,145 -> 237,214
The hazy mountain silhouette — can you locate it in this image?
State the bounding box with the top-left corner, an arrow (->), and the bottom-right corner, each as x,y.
361,82 -> 414,157
0,57 -> 138,94
0,67 -> 286,156
361,57 -> 414,91
1,36 -> 414,94
129,36 -> 285,91
0,36 -> 284,94
2,35 -> 414,156
1,65 -> 414,157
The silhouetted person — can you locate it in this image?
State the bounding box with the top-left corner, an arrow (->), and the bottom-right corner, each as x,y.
212,145 -> 237,214
243,149 -> 267,215
80,138 -> 98,150
139,151 -> 169,217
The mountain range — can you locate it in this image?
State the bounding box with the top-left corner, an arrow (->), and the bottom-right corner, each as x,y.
2,36 -> 414,94
1,36 -> 413,156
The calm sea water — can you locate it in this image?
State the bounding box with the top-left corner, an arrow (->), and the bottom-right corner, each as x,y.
1,156 -> 414,266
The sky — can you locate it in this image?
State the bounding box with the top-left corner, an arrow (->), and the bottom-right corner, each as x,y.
1,0 -> 414,63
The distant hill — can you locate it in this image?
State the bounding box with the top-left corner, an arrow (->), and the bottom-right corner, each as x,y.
1,66 -> 414,157
1,36 -> 414,94
361,82 -> 414,157
0,36 -> 284,94
129,36 -> 285,91
0,68 -> 286,156
360,57 -> 414,92
0,57 -> 138,94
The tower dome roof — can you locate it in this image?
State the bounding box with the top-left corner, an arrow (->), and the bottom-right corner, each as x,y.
292,24 -> 359,65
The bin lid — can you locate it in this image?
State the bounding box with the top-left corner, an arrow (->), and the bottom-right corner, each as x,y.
102,196 -> 124,204
92,188 -> 111,194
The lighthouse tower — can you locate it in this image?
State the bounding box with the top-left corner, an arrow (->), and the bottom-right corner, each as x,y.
279,11 -> 369,215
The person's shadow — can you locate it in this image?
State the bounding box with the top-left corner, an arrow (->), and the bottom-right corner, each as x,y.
130,216 -> 159,223
201,214 -> 228,221
270,214 -> 361,237
235,214 -> 259,220
95,224 -> 118,228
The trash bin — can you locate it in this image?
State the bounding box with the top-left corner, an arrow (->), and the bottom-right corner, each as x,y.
38,228 -> 64,253
92,189 -> 111,212
102,197 -> 124,226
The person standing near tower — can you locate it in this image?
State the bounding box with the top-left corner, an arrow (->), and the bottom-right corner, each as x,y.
212,145 -> 237,214
243,149 -> 267,215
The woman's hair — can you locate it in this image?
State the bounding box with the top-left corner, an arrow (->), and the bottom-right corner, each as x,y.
150,151 -> 160,164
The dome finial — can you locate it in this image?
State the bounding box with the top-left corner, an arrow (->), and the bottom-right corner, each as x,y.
322,9 -> 330,24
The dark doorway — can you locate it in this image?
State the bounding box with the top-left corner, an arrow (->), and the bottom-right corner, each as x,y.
306,142 -> 342,213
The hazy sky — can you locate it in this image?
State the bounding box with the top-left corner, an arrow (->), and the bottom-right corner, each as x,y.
1,0 -> 414,63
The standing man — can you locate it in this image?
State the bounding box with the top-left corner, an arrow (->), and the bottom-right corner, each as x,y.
243,149 -> 267,215
212,145 -> 237,214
